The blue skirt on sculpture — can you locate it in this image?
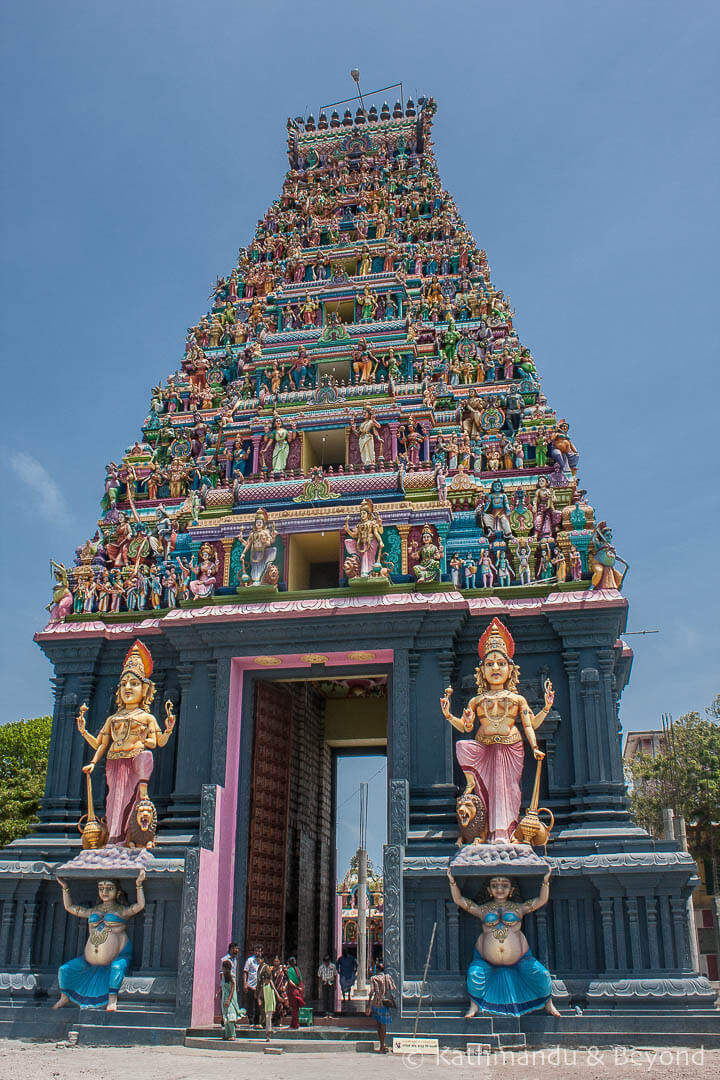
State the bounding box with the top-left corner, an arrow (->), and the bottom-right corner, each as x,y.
467,948 -> 552,1016
58,940 -> 133,1008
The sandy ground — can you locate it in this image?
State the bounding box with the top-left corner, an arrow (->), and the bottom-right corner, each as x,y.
0,1042 -> 716,1080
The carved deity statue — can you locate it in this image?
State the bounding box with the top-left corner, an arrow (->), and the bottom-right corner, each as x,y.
344,499 -> 384,577
447,871 -> 560,1017
53,873 -> 146,1011
440,619 -> 554,843
76,641 -> 176,846
237,508 -> 278,586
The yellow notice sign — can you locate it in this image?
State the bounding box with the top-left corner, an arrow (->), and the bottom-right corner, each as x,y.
392,1037 -> 439,1055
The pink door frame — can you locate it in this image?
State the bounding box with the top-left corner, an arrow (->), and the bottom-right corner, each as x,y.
190,649 -> 393,1025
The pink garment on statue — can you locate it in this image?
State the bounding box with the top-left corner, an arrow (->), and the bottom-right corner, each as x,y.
105,751 -> 154,842
455,739 -> 525,841
344,537 -> 378,576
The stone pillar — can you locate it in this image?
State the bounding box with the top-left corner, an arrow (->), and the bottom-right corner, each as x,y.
535,907 -> 549,966
395,524 -> 411,574
645,896 -> 661,970
670,896 -> 692,972
579,667 -> 603,780
389,779 -> 409,845
562,651 -> 587,812
389,422 -> 399,462
382,844 -> 403,1012
141,901 -> 156,970
436,649 -> 456,782
446,900 -> 460,971
167,659 -> 213,830
597,649 -> 624,784
598,897 -> 616,971
220,538 -> 234,587
435,523 -> 450,575
0,895 -> 16,967
251,433 -> 262,473
625,895 -> 642,970
388,651 -> 411,782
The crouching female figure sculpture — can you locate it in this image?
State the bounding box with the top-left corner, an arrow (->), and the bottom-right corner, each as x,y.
53,872 -> 145,1010
447,870 -> 560,1017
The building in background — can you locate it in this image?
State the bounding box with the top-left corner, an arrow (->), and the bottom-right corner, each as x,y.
623,731 -> 719,983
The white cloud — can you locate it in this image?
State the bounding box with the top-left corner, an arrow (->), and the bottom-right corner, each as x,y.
9,452 -> 73,528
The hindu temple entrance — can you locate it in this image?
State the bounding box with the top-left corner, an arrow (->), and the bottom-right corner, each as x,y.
243,672 -> 387,1003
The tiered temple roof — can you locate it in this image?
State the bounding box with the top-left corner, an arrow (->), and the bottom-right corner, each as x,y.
45,94 -> 626,623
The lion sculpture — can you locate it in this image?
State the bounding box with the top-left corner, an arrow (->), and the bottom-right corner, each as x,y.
126,797 -> 158,849
455,793 -> 488,847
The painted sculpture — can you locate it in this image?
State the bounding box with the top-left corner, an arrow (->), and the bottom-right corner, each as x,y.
76,641 -> 176,846
447,869 -> 560,1017
351,407 -> 382,466
409,524 -> 443,583
440,619 -> 554,843
237,508 -> 278,586
344,499 -> 384,578
53,872 -> 146,1011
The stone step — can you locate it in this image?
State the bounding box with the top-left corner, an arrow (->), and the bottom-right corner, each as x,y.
187,1023 -> 374,1039
0,1003 -> 186,1045
0,1003 -> 180,1027
185,1035 -> 376,1053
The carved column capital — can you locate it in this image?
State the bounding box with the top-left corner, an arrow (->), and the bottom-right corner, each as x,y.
206,659 -> 218,697
50,675 -> 67,706
562,650 -> 580,677
436,649 -> 455,684
176,662 -> 193,694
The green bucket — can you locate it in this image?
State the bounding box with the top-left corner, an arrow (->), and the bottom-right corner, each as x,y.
298,1007 -> 313,1027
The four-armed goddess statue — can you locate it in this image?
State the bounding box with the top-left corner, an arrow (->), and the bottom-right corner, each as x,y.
440,618 -> 554,844
76,640 -> 176,845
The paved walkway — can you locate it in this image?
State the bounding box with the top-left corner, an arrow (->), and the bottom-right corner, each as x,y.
1,1040 -> 716,1079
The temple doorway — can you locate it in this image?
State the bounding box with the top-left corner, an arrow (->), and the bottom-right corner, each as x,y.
335,753 -> 387,985
243,673 -> 387,1006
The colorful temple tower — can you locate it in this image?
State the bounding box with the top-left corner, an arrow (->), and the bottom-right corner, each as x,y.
0,94 -> 714,1043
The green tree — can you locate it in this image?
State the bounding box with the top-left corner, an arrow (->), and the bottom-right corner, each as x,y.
627,695 -> 720,859
0,715 -> 53,849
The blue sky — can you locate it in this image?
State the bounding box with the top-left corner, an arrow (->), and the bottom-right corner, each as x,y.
1,1 -> 718,747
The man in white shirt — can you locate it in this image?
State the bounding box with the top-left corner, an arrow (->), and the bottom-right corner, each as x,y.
317,954 -> 337,1017
242,944 -> 263,1027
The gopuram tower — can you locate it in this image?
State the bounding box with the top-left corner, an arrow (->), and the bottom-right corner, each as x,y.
1,94 -> 714,1045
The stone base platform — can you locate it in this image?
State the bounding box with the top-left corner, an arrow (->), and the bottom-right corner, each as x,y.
1,1002 -> 717,1049
55,846 -> 155,879
390,1010 -> 720,1050
450,841 -> 549,876
0,1002 -> 187,1045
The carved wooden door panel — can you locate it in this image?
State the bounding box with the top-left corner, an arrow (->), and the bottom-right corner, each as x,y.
244,681 -> 292,958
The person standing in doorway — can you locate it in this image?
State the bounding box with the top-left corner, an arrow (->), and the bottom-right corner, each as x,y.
317,954 -> 337,1017
285,956 -> 305,1029
337,948 -> 357,1006
220,941 -> 239,980
220,960 -> 241,1041
258,960 -> 278,1041
242,944 -> 263,1027
271,954 -> 289,1027
366,960 -> 396,1054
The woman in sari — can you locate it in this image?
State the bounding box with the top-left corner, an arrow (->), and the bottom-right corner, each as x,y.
285,956 -> 305,1029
